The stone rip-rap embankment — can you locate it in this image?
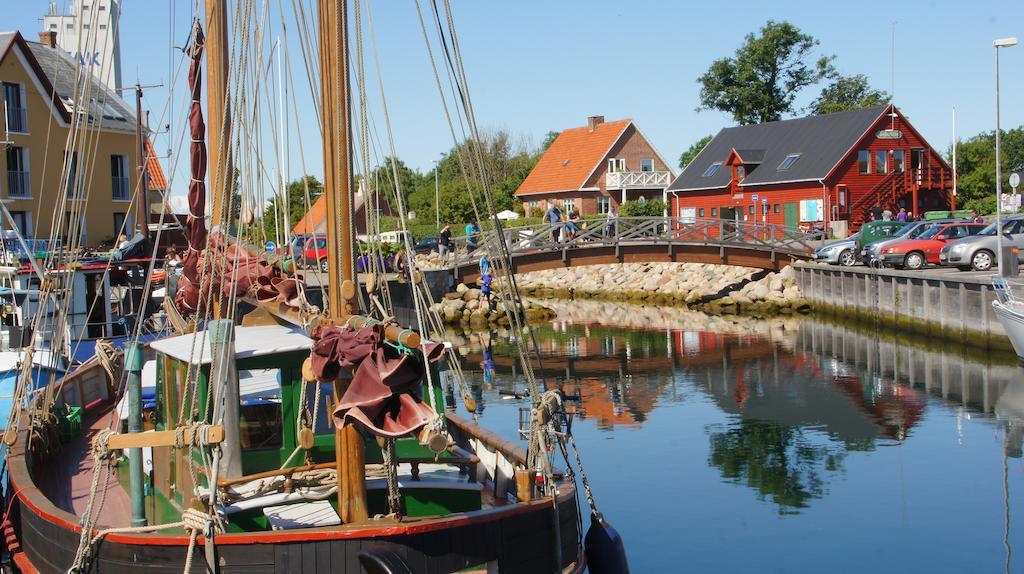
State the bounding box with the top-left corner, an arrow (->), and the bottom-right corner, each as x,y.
515,262 -> 809,316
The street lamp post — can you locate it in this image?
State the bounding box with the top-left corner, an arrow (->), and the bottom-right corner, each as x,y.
434,159 -> 440,230
994,36 -> 1017,270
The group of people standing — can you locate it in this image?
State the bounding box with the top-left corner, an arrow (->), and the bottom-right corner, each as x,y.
870,204 -> 985,224
543,203 -> 618,242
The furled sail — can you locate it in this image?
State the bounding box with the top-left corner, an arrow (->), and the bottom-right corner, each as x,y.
310,323 -> 442,437
174,21 -> 208,314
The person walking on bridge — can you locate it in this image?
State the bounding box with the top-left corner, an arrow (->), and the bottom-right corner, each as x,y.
544,203 -> 562,243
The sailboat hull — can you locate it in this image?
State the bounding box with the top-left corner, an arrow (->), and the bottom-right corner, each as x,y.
5,411 -> 582,573
993,300 -> 1024,364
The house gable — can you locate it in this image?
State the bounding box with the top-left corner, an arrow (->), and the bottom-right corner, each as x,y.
515,118 -> 631,197
0,31 -> 70,126
581,123 -> 676,191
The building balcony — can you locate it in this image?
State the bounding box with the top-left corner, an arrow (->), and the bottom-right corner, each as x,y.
605,170 -> 671,190
6,171 -> 30,198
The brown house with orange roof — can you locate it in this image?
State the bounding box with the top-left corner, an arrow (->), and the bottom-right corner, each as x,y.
515,116 -> 674,217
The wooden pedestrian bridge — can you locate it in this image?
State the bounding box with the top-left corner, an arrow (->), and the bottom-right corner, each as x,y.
445,216 -> 824,281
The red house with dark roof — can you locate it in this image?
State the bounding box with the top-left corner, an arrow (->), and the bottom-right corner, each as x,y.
515,116 -> 674,217
667,105 -> 953,234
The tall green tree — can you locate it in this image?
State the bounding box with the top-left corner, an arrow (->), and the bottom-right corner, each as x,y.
679,135 -> 713,170
541,130 -> 560,151
950,126 -> 1024,213
698,21 -> 835,125
368,157 -> 422,211
809,74 -> 889,115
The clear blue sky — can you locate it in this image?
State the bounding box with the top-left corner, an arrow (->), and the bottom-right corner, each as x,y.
9,0 -> 1024,201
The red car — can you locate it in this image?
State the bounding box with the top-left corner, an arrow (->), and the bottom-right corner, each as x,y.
302,236 -> 329,271
879,223 -> 986,269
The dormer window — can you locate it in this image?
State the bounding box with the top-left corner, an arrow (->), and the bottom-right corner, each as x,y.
702,162 -> 722,177
736,165 -> 746,180
777,153 -> 800,171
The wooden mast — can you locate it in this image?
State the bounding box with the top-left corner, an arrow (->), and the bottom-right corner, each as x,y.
319,0 -> 367,523
206,0 -> 231,233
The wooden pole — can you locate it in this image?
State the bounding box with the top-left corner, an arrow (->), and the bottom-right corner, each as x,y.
319,0 -> 365,523
206,0 -> 232,320
206,0 -> 232,232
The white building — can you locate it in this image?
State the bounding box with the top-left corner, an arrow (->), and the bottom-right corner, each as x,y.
41,0 -> 122,92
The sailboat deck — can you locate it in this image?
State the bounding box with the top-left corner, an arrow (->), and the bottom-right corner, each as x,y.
35,406 -> 132,527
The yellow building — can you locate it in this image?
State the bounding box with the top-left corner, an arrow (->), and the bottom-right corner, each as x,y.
0,30 -> 162,246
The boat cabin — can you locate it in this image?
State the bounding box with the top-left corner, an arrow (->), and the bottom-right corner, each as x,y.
130,323 -> 478,531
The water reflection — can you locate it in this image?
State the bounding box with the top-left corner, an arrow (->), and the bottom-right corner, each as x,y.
445,300 -> 1024,514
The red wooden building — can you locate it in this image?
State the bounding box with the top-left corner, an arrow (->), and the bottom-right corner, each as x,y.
667,105 -> 953,234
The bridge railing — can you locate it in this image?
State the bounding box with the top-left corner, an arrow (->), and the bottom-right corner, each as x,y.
443,216 -> 825,267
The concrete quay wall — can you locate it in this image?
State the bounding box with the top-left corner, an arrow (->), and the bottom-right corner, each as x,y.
792,262 -> 1012,351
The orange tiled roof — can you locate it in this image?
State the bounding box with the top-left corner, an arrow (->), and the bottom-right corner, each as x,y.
145,138 -> 168,191
516,119 -> 631,196
292,193 -> 327,235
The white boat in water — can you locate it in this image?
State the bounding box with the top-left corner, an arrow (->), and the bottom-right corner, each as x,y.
992,276 -> 1024,363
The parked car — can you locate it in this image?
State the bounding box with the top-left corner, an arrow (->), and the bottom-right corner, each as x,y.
939,215 -> 1024,271
877,223 -> 986,269
301,235 -> 329,272
415,236 -> 439,254
857,220 -> 912,264
863,219 -> 960,266
813,232 -> 860,266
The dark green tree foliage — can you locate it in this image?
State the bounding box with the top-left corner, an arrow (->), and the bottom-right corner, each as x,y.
679,135 -> 713,170
369,157 -> 422,211
541,130 -> 560,151
950,126 -> 1024,214
698,21 -> 835,125
809,74 -> 889,115
708,420 -> 845,511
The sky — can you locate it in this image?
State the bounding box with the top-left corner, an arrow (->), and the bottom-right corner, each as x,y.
8,0 -> 1024,205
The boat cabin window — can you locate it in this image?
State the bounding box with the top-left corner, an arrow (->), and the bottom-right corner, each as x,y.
238,368 -> 283,449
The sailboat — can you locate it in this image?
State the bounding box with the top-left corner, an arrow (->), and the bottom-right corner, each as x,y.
1,1 -> 619,573
992,276 -> 1024,364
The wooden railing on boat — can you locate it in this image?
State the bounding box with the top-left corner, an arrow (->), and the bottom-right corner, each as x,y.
445,411 -> 532,502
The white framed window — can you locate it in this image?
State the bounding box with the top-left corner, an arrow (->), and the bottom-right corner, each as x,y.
702,162 -> 722,177
111,154 -> 129,200
562,198 -> 576,215
875,150 -> 888,174
777,153 -> 800,171
3,82 -> 28,133
893,150 -> 905,173
639,158 -> 654,172
6,146 -> 30,198
679,206 -> 696,224
597,196 -> 610,214
607,158 -> 626,173
64,150 -> 79,199
113,212 -> 128,236
8,210 -> 30,238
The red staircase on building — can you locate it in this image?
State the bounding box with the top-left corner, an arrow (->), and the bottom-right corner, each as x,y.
848,168 -> 952,230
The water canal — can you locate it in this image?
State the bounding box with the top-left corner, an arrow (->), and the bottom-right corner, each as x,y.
444,301 -> 1024,573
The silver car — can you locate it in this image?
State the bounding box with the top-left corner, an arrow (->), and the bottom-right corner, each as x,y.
939,215 -> 1024,271
812,232 -> 860,266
